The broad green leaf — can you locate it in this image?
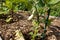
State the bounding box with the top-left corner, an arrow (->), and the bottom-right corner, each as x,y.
5,0 -> 12,9
48,0 -> 60,4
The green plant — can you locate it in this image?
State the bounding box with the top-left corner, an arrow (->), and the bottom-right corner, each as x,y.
29,0 -> 60,40
0,0 -> 33,22
0,0 -> 60,39
40,0 -> 60,40
0,0 -> 19,20
29,0 -> 42,40
29,20 -> 39,40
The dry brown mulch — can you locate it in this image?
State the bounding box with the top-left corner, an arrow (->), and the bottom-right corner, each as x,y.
0,11 -> 60,40
0,11 -> 32,40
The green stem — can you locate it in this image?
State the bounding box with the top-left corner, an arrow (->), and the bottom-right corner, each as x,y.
35,6 -> 40,25
44,8 -> 50,33
41,8 -> 51,40
36,13 -> 39,25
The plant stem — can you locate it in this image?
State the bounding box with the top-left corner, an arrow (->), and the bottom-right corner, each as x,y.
35,6 -> 40,25
44,8 -> 50,33
36,12 -> 39,25
41,8 -> 51,40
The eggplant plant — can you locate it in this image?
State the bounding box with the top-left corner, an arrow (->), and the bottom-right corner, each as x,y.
29,0 -> 60,40
40,0 -> 60,39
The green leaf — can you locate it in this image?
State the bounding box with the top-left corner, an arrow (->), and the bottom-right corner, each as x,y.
5,0 -> 12,9
48,0 -> 60,4
29,32 -> 33,35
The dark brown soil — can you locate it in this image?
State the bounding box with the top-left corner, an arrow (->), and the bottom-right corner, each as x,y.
0,11 -> 60,40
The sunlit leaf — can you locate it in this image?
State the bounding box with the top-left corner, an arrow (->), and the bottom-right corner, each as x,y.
5,17 -> 12,23
48,0 -> 60,4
